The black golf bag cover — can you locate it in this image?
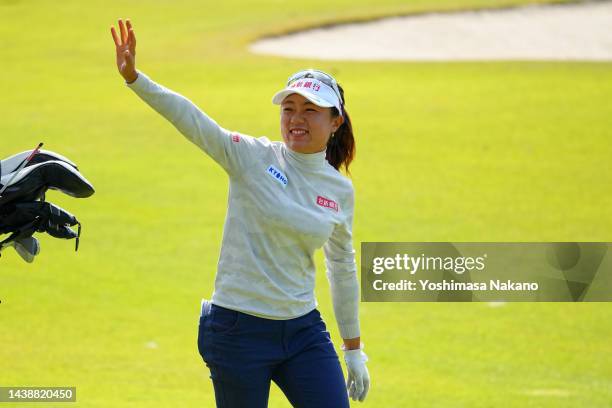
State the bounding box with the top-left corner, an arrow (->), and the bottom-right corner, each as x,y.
0,149 -> 95,262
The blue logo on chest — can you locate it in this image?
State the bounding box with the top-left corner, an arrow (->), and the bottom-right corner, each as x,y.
266,165 -> 288,188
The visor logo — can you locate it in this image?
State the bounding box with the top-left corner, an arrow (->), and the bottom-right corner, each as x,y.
267,165 -> 288,188
291,80 -> 322,93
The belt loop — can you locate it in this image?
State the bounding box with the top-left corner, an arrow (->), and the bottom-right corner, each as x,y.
200,299 -> 212,317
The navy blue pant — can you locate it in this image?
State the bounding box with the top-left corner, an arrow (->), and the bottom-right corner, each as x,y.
197,304 -> 350,408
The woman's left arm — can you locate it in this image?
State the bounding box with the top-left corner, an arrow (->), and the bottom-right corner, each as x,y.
323,186 -> 360,340
323,185 -> 370,402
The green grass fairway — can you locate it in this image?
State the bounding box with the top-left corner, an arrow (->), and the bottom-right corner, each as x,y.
1,0 -> 611,406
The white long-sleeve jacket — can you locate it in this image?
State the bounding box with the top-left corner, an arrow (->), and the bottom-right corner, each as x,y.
127,71 -> 360,339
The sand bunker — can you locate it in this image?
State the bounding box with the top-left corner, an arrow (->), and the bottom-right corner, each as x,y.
249,1 -> 612,61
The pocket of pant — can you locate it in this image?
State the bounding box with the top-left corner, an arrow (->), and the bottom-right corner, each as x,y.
197,300 -> 214,359
210,306 -> 240,335
197,316 -> 209,361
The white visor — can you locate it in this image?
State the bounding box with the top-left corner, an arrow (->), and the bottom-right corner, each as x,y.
272,78 -> 342,116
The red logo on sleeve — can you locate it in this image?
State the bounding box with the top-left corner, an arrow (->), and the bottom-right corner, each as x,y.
231,133 -> 241,143
316,195 -> 338,212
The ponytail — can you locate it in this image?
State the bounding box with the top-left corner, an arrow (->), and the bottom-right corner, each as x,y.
326,84 -> 355,175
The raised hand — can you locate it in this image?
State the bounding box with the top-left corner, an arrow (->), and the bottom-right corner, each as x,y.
110,18 -> 138,83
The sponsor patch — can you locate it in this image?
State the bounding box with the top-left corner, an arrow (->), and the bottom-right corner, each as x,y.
231,133 -> 241,143
267,165 -> 288,188
316,195 -> 338,212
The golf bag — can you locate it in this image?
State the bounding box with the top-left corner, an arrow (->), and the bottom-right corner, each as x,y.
0,149 -> 95,263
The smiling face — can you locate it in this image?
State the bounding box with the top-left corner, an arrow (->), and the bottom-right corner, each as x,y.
280,93 -> 344,154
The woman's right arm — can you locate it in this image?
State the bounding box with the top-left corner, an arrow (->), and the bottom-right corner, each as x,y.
110,18 -> 257,175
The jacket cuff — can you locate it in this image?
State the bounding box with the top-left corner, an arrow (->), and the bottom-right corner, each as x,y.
125,70 -> 146,89
338,321 -> 360,340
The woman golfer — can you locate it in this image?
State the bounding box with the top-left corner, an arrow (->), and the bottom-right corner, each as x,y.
111,18 -> 370,407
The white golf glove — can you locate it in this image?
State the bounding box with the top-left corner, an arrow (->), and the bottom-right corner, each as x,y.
342,343 -> 370,402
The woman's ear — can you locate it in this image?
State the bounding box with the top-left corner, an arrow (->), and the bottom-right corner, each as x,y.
333,114 -> 345,132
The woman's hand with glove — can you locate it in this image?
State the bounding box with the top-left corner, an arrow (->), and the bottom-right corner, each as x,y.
342,343 -> 370,402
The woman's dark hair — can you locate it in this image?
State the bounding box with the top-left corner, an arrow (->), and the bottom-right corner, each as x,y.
326,83 -> 355,175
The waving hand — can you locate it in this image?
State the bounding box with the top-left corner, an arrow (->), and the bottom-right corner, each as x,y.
110,19 -> 138,83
